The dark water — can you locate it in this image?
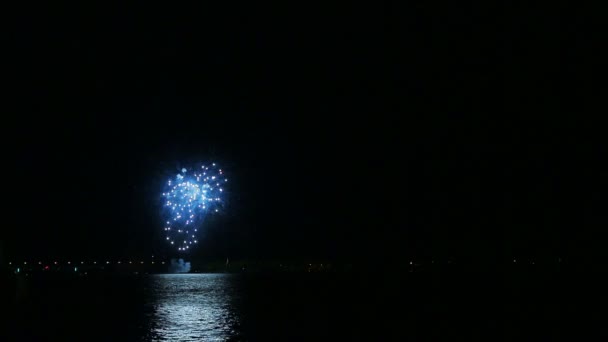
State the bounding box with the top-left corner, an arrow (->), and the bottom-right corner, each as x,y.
3,272 -> 560,341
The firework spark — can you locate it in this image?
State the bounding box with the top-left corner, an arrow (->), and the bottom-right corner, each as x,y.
162,163 -> 227,251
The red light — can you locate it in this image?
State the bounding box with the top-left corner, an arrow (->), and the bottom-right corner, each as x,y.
44,266 -> 49,270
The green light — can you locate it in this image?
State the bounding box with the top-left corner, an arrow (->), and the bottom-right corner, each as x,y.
74,267 -> 78,272
16,268 -> 20,273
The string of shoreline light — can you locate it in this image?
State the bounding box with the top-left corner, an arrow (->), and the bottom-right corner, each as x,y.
6,260 -> 167,265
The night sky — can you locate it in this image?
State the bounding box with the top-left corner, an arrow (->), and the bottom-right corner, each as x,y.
3,4 -> 570,266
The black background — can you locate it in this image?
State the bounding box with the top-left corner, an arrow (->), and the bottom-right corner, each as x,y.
2,3 -> 579,267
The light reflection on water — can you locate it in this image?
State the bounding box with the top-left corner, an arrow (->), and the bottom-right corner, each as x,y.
146,274 -> 241,341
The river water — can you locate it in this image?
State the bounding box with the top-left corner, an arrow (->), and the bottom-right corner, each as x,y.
3,272 -> 559,341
